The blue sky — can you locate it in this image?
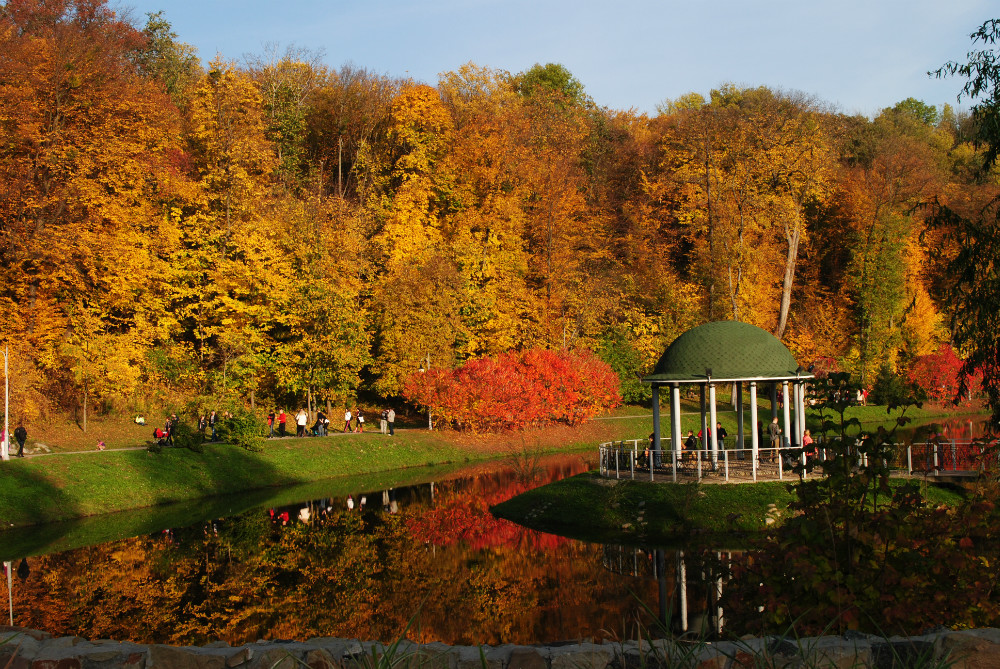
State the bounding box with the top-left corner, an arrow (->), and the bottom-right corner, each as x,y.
118,0 -> 992,117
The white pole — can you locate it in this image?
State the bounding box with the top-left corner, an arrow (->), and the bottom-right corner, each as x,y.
709,384 -> 719,469
750,382 -> 759,481
3,345 -> 8,461
782,381 -> 791,449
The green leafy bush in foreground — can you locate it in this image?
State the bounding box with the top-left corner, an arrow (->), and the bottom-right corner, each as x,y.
216,409 -> 266,452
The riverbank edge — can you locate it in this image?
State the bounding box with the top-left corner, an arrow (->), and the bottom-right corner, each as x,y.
1,625 -> 996,669
0,422 -> 620,530
489,472 -> 967,545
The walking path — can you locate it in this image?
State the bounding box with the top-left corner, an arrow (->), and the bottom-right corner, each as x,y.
11,429 -> 405,459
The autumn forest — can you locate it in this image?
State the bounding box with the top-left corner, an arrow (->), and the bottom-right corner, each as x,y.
1,0 -> 991,422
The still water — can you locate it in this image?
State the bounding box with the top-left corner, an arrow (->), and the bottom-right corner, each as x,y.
5,416 -> 989,646
3,452 -> 722,647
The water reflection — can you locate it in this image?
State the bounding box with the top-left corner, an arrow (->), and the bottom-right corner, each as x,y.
602,545 -> 735,639
1,452 -> 683,647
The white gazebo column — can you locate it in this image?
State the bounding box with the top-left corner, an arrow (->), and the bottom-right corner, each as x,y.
709,383 -> 719,468
796,381 -> 806,467
651,385 -> 661,482
799,383 -> 807,442
700,384 -> 708,455
671,383 -> 682,481
782,381 -> 791,450
799,381 -> 808,443
750,381 -> 759,481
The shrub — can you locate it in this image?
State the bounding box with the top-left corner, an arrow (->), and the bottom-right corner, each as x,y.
216,409 -> 266,452
403,348 -> 621,432
170,419 -> 203,453
869,361 -> 913,405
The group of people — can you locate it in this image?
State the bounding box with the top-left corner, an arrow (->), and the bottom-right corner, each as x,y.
265,407 -> 397,437
646,415 -> 818,466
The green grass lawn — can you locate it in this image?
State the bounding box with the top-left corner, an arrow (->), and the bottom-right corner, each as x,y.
491,472 -> 969,547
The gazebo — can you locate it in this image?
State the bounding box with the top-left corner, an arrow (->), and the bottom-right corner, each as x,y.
641,321 -> 813,481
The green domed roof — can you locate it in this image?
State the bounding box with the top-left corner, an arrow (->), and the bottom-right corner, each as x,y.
643,321 -> 809,383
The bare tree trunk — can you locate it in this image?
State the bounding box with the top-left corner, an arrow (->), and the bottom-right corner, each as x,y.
83,377 -> 88,434
775,213 -> 802,339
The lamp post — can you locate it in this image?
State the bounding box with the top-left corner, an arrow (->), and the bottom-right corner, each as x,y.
418,354 -> 432,430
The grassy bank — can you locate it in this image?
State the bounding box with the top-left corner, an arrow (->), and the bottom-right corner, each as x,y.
0,418 -> 620,530
490,472 -> 968,546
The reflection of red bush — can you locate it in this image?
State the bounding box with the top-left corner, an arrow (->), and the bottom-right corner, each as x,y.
406,499 -> 567,551
406,482 -> 569,551
403,348 -> 621,432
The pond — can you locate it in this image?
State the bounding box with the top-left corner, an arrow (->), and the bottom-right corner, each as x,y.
2,451 -> 717,647
4,417 -> 993,647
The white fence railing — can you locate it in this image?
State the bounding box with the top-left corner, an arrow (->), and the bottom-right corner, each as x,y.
598,438 -> 997,483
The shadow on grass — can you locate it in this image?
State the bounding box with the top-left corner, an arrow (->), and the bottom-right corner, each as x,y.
0,459 -> 475,561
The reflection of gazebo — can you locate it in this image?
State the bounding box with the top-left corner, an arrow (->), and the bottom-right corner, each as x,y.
641,321 -> 813,481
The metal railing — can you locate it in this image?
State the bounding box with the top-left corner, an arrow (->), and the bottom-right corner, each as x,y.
598,437 -> 998,483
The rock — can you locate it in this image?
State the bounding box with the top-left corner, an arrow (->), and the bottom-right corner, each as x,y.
247,649 -> 297,669
302,648 -> 337,669
148,646 -> 227,669
413,643 -> 454,669
550,643 -> 613,669
937,631 -> 1000,669
0,627 -> 51,642
30,659 -> 81,669
83,650 -> 122,662
121,653 -> 145,669
225,648 -> 253,667
507,647 -> 546,669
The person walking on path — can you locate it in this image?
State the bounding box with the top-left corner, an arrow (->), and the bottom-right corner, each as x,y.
278,410 -> 287,437
295,408 -> 308,437
355,410 -> 365,433
387,408 -> 395,436
343,408 -> 352,433
315,409 -> 327,437
209,410 -> 218,442
267,411 -> 275,438
380,409 -> 388,435
165,414 -> 177,447
13,425 -> 26,458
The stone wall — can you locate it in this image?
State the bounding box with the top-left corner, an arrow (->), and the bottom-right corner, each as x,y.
2,626 -> 1000,669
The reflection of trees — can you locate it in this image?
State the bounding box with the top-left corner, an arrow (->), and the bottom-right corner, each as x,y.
12,455 -> 667,646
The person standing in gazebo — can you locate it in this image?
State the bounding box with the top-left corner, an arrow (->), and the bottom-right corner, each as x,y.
768,416 -> 782,462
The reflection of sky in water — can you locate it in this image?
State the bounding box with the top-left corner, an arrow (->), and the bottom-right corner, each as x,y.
3,453 -> 730,646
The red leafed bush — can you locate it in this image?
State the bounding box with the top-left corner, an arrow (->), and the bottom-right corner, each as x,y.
908,344 -> 981,404
403,348 -> 621,432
